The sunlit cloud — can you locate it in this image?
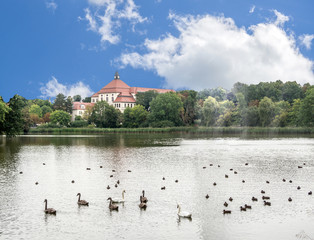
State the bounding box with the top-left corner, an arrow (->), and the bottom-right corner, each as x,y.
45,1 -> 57,13
40,76 -> 93,99
299,34 -> 314,50
249,5 -> 255,14
117,10 -> 314,90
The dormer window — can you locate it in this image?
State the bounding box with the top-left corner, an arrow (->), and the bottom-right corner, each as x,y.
81,105 -> 85,109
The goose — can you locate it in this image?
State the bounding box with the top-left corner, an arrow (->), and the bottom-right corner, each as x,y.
223,210 -> 231,214
112,190 -> 126,203
112,170 -> 116,172
289,180 -> 293,183
86,168 -> 91,170
107,197 -> 118,211
229,197 -> 233,202
209,164 -> 213,166
266,181 -> 270,184
141,190 -> 148,203
162,177 -> 165,180
19,171 -> 23,174
35,182 -> 38,185
252,197 -> 258,202
288,197 -> 292,202
230,168 -> 233,171
117,180 -> 120,184
297,186 -> 301,190
298,166 -> 303,169
128,170 -> 132,172
139,196 -> 147,209
224,202 -> 228,207
110,175 -> 113,178
161,186 -> 166,190
205,194 -> 209,199
203,166 -> 206,169
261,190 -> 265,194
242,180 -> 245,183
107,185 -> 110,190
234,171 -> 238,174
177,204 -> 192,218
282,179 -> 286,182
115,184 -> 118,188
100,166 -> 103,168
44,199 -> 56,214
245,163 -> 248,166
77,193 -> 89,206
175,180 -> 178,183
213,182 -> 217,186
262,196 -> 270,200
240,206 -> 246,211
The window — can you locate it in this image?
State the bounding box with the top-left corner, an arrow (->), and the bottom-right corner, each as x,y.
79,111 -> 82,115
112,97 -> 114,101
81,105 -> 85,109
101,97 -> 103,101
92,99 -> 95,103
106,97 -> 108,102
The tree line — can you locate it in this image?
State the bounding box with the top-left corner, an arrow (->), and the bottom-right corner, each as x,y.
0,80 -> 313,136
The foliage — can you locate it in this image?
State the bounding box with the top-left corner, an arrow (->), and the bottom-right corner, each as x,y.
0,97 -> 11,134
200,96 -> 220,126
299,88 -> 314,127
178,90 -> 198,126
71,120 -> 89,128
135,90 -> 159,110
50,110 -> 71,126
73,95 -> 81,102
53,93 -> 72,113
197,87 -> 227,101
259,97 -> 276,127
148,92 -> 183,127
29,104 -> 43,117
82,97 -> 91,103
41,105 -> 53,116
90,101 -> 119,128
123,105 -> 148,128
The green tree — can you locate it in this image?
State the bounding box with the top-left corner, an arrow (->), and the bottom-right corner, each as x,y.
41,105 -> 53,116
299,88 -> 314,127
73,95 -> 81,102
149,92 -> 183,127
288,99 -> 302,126
0,97 -> 11,134
82,97 -> 91,103
50,110 -> 71,126
259,97 -> 276,127
29,104 -> 43,117
90,101 -> 119,128
136,90 -> 159,110
282,81 -> 302,103
53,93 -> 67,111
200,96 -> 220,126
123,105 -> 148,128
241,106 -> 260,126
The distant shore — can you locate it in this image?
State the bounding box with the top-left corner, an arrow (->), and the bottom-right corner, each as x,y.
26,127 -> 314,135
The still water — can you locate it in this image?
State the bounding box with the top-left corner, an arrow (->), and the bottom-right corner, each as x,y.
0,134 -> 313,240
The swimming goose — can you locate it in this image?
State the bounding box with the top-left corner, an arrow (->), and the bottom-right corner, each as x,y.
252,197 -> 258,202
244,204 -> 252,209
139,196 -> 147,209
77,193 -> 89,206
141,190 -> 148,203
223,210 -> 231,214
240,206 -> 246,211
177,204 -> 192,218
44,199 -> 56,214
112,190 -> 126,203
107,197 -> 119,211
161,186 -> 166,190
264,201 -> 271,206
107,185 -> 110,190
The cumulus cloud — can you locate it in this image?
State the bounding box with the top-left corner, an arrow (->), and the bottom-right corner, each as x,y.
84,0 -> 147,45
117,11 -> 314,90
272,9 -> 289,27
249,5 -> 255,14
40,76 -> 93,99
46,1 -> 57,13
299,34 -> 314,50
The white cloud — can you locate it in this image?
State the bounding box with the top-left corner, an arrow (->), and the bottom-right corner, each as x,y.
117,11 -> 314,90
40,76 -> 93,99
249,5 -> 255,14
299,34 -> 314,50
46,1 -> 57,13
84,0 -> 147,45
273,9 -> 289,27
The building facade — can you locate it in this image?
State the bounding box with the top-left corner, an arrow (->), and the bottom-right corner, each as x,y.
72,72 -> 174,120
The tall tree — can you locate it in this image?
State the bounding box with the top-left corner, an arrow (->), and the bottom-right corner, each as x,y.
29,104 -> 43,118
299,88 -> 314,127
178,90 -> 198,126
90,101 -> 119,128
0,97 -> 11,134
73,95 -> 81,102
53,93 -> 67,111
200,96 -> 220,126
123,105 -> 148,128
136,90 -> 159,110
50,110 -> 71,126
259,97 -> 276,127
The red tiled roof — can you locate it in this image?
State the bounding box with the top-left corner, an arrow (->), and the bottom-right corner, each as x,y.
72,102 -> 94,110
129,87 -> 175,94
114,93 -> 136,103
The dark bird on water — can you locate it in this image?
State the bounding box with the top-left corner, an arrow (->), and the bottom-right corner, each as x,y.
77,193 -> 89,206
262,196 -> 270,200
297,186 -> 301,190
205,194 -> 209,199
308,191 -> 312,195
107,185 -> 110,190
224,202 -> 228,207
44,199 -> 56,215
264,201 -> 271,206
71,180 -> 75,183
223,210 -> 231,214
288,197 -> 292,202
252,197 -> 258,202
175,180 -> 178,183
161,186 -> 166,190
107,197 -> 118,211
261,190 -> 265,194
213,182 -> 217,186
240,206 -> 246,211
245,204 -> 252,209
141,190 -> 148,203
229,197 -> 233,202
128,170 -> 132,172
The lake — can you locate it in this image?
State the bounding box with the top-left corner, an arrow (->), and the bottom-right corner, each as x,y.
0,134 -> 313,240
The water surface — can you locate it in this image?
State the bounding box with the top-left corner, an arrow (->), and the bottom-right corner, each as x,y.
0,134 -> 313,240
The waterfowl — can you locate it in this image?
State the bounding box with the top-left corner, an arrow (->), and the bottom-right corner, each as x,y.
218,165 -> 220,168
245,163 -> 248,166
112,170 -> 116,172
297,186 -> 301,190
107,185 -> 110,190
100,166 -> 103,168
117,180 -> 120,184
229,197 -> 233,202
252,197 -> 258,202
262,196 -> 270,200
308,191 -> 312,195
205,194 -> 209,199
213,182 -> 217,186
43,163 -> 46,165
161,186 -> 166,190
261,190 -> 265,194
19,171 -> 23,174
107,197 -> 118,211
115,184 -> 118,188
44,199 -> 56,214
303,163 -> 306,165
240,206 -> 246,211
264,201 -> 271,206
71,180 -> 75,183
234,171 -> 238,174
289,180 -> 293,183
224,202 -> 228,207
77,193 -> 89,206
141,190 -> 148,203
112,190 -> 126,203
298,166 -> 303,169
177,204 -> 192,218
175,180 -> 178,183
162,177 -> 165,180
86,168 -> 91,170
242,180 -> 245,183
128,170 -> 132,172
209,164 -> 213,166
203,166 -> 206,169
110,175 -> 113,178
139,197 -> 147,209
225,174 -> 228,178
230,169 -> 233,171
282,179 -> 286,182
266,181 -> 270,184
35,182 -> 38,185
223,210 -> 231,214
288,197 -> 292,202
244,204 -> 252,209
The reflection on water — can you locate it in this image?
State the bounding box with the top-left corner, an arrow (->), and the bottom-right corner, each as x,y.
0,134 -> 314,240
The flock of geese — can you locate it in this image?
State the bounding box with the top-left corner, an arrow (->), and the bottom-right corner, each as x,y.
23,160 -> 312,220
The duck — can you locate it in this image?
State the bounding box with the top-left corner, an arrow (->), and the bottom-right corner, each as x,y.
43,163 -> 46,165
224,202 -> 228,207
234,171 -> 238,174
162,177 -> 165,180
298,166 -> 303,169
86,168 -> 91,170
35,182 -> 38,185
205,194 -> 209,199
308,191 -> 312,195
177,204 -> 192,218
213,182 -> 217,186
71,180 -> 75,183
218,165 -> 221,168
297,186 -> 301,190
175,180 -> 178,183
112,170 -> 116,172
100,166 -> 103,168
44,199 -> 56,214
141,190 -> 148,203
266,180 -> 270,184
223,210 -> 231,214
115,184 -> 118,188
229,197 -> 233,202
117,180 -> 120,185
128,170 -> 132,172
240,206 -> 246,211
107,197 -> 118,211
252,197 -> 258,202
261,190 -> 265,194
209,164 -> 213,166
77,193 -> 89,206
112,190 -> 126,203
242,180 -> 245,183
161,186 -> 166,190
110,175 -> 113,178
225,174 -> 229,178
244,204 -> 252,209
282,178 -> 286,182
139,196 -> 147,209
289,180 -> 293,183
245,163 -> 248,166
203,166 -> 206,169
264,201 -> 271,206
107,185 -> 110,190
230,168 -> 233,171
288,197 -> 292,202
262,196 -> 270,200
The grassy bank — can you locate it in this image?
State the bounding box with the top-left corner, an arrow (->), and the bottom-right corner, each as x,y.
27,127 -> 314,135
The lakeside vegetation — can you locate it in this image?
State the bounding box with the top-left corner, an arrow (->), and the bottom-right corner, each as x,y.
1,80 -> 313,137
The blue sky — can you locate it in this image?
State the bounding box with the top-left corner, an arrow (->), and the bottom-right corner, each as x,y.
1,0 -> 314,101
